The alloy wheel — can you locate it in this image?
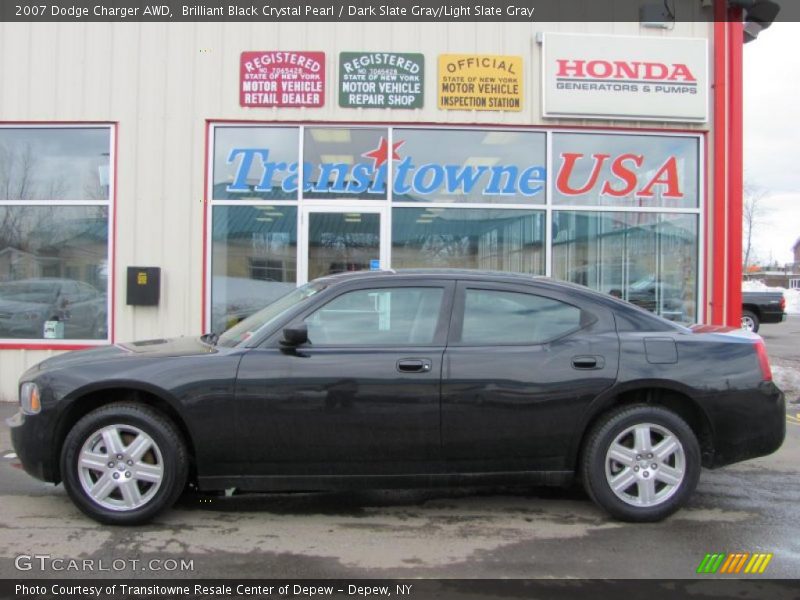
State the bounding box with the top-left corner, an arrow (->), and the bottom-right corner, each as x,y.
604,422 -> 686,508
77,424 -> 164,511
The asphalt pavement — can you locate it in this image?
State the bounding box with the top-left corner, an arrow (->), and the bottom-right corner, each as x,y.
0,319 -> 798,580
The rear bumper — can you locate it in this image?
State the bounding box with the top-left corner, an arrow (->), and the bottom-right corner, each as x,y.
7,410 -> 58,483
709,383 -> 786,468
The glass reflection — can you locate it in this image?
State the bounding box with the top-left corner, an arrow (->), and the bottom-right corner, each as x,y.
0,206 -> 109,339
0,128 -> 111,201
552,133 -> 699,209
552,212 -> 698,322
211,206 -> 297,333
392,208 -> 545,274
393,129 -> 546,204
308,212 -> 380,280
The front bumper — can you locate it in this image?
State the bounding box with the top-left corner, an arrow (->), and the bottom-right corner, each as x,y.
7,410 -> 58,483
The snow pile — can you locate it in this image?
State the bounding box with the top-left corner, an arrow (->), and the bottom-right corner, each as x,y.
742,279 -> 800,315
785,288 -> 800,315
742,280 -> 771,292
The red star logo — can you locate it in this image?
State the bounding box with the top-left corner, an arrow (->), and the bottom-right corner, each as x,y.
362,137 -> 404,169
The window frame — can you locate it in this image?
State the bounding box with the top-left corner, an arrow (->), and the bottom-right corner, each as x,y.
448,281 -> 597,347
0,122 -> 116,350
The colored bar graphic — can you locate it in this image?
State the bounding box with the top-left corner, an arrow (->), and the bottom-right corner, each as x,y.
697,552 -> 773,575
699,552 -> 773,575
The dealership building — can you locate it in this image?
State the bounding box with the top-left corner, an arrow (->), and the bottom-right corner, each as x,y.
0,3 -> 748,401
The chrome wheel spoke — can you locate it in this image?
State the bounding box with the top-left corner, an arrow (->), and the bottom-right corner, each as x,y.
608,443 -> 636,465
79,450 -> 108,471
133,462 -> 163,484
610,468 -> 637,493
125,434 -> 152,462
101,427 -> 125,455
653,436 -> 679,462
638,478 -> 657,505
655,464 -> 683,487
89,473 -> 117,502
120,480 -> 143,508
633,426 -> 652,454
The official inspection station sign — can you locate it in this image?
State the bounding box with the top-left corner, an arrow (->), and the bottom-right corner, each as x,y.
339,52 -> 424,108
541,33 -> 708,122
438,54 -> 523,111
240,51 -> 326,108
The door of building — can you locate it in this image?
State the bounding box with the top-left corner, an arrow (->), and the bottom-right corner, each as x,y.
299,205 -> 389,284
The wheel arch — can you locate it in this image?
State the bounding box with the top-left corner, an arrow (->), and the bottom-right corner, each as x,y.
570,382 -> 716,471
52,383 -> 197,484
742,304 -> 761,318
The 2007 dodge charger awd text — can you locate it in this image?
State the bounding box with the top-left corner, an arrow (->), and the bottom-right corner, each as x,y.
7,270 -> 785,524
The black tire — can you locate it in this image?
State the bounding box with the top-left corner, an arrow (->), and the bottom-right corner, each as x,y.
581,404 -> 701,522
60,402 -> 188,525
742,310 -> 760,333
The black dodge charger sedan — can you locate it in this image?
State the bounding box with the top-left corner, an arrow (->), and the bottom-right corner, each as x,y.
8,270 -> 785,525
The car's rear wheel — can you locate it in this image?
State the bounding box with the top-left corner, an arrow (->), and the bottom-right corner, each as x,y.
61,403 -> 187,525
581,404 -> 700,522
741,310 -> 760,333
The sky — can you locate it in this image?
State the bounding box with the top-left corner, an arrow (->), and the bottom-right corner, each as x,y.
743,22 -> 800,265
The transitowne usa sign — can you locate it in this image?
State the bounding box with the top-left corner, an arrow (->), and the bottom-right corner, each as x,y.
541,33 -> 708,122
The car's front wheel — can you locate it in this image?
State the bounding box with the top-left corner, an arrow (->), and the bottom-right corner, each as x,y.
61,402 -> 188,525
581,404 -> 700,522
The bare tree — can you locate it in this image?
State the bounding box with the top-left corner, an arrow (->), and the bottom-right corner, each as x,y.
743,183 -> 769,271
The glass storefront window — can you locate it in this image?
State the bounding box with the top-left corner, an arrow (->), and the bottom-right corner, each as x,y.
303,128 -> 390,200
392,208 -> 545,274
551,211 -> 698,323
393,129 -> 546,204
211,205 -> 297,334
0,126 -> 113,344
0,128 -> 111,201
0,206 -> 109,340
552,134 -> 699,209
207,125 -> 703,331
213,127 -> 300,200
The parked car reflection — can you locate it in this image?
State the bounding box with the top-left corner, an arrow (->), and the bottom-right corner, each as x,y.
0,278 -> 107,339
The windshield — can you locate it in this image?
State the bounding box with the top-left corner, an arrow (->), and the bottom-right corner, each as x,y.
216,281 -> 328,347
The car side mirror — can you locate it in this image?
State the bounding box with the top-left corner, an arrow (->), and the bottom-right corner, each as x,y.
281,323 -> 308,347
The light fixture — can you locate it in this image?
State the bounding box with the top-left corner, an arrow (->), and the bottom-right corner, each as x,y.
256,217 -> 273,222
310,129 -> 351,143
482,131 -> 520,145
320,154 -> 355,164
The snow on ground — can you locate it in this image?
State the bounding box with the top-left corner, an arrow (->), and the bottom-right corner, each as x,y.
743,280 -> 800,315
773,365 -> 800,402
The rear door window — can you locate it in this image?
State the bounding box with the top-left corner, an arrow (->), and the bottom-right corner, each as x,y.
460,288 -> 585,345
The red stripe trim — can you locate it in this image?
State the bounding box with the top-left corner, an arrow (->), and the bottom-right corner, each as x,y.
201,121 -> 210,333
712,4 -> 729,325
726,16 -> 744,327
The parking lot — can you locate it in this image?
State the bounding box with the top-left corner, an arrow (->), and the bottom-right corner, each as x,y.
1,317 -> 798,580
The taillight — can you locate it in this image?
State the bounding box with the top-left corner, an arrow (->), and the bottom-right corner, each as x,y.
780,295 -> 786,312
755,340 -> 773,382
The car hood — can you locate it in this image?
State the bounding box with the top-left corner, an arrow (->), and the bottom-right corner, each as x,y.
33,336 -> 217,372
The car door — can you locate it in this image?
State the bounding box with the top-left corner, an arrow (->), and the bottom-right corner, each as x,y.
235,280 -> 454,475
441,281 -> 619,471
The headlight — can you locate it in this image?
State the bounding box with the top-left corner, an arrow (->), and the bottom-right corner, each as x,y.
20,382 -> 41,414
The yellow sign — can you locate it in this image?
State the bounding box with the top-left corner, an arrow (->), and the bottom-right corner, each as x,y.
137,272 -> 148,285
438,54 -> 522,111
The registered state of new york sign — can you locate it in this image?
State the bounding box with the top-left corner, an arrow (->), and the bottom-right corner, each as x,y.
240,51 -> 326,108
339,52 -> 424,109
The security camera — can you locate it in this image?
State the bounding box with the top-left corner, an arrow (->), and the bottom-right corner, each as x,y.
729,0 -> 781,43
